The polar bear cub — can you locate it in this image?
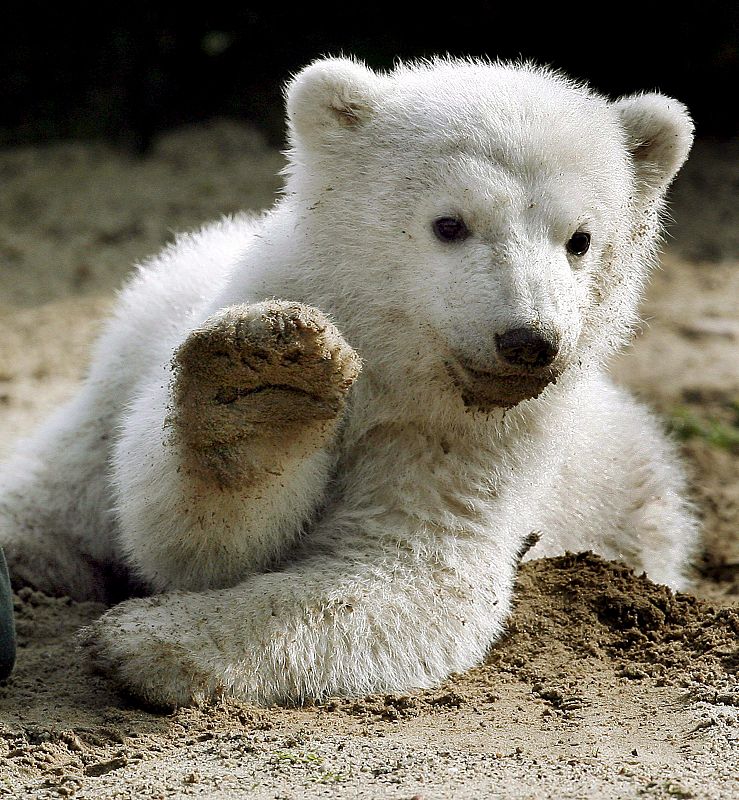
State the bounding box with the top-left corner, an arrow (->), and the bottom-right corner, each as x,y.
0,58 -> 696,707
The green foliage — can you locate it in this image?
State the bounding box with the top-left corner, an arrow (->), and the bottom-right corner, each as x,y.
273,749 -> 323,765
669,401 -> 739,453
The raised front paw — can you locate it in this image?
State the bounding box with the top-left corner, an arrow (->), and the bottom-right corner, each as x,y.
79,594 -> 225,709
171,301 -> 361,485
174,301 -> 361,423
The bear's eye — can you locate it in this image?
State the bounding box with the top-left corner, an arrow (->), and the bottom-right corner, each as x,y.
433,216 -> 469,243
566,231 -> 591,256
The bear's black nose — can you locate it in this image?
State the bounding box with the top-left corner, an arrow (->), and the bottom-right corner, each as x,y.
495,327 -> 560,368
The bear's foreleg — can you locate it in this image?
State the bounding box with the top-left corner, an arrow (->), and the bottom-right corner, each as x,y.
81,527 -> 516,708
113,301 -> 360,592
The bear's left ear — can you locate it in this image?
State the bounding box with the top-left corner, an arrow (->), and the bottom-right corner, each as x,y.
614,93 -> 694,200
285,58 -> 385,149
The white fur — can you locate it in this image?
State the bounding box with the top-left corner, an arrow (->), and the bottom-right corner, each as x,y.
0,58 -> 696,707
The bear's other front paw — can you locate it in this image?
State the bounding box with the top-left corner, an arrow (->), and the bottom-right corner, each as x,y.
79,595 -> 225,709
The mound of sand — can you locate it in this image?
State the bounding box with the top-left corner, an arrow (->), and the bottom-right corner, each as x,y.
1,555 -> 736,798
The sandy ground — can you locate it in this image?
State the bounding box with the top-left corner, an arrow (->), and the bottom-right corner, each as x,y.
0,122 -> 736,799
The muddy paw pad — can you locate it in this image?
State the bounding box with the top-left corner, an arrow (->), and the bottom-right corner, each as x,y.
172,301 -> 361,443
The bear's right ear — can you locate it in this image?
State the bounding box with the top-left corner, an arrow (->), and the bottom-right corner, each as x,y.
285,58 -> 384,148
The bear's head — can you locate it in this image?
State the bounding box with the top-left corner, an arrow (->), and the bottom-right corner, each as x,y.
283,58 -> 693,413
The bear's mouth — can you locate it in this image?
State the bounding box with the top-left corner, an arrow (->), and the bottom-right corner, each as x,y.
445,358 -> 559,410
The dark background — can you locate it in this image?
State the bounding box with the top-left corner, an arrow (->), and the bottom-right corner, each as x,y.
2,4 -> 737,151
